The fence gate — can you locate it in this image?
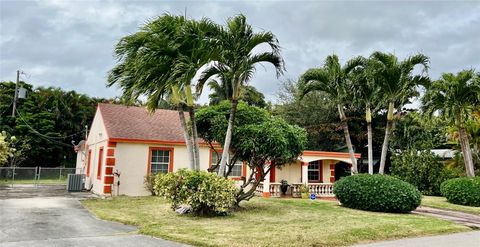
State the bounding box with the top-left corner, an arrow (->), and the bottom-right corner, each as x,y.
0,167 -> 81,187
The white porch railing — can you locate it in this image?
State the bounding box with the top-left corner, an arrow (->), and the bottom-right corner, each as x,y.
269,182 -> 281,197
255,182 -> 264,196
308,183 -> 334,197
291,183 -> 335,198
291,183 -> 303,198
255,182 -> 281,197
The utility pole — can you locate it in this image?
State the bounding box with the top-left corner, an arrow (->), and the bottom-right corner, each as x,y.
11,70 -> 20,117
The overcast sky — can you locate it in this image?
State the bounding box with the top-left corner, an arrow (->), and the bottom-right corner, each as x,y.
1,0 -> 479,104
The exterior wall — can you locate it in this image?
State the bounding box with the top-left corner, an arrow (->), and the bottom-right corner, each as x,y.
75,146 -> 86,172
75,107 -> 109,195
322,160 -> 332,182
113,142 -> 212,196
273,159 -> 344,185
275,161 -> 302,184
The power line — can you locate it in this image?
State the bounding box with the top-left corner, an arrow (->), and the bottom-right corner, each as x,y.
15,109 -> 85,146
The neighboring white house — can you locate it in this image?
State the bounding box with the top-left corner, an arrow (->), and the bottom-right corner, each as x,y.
75,103 -> 360,197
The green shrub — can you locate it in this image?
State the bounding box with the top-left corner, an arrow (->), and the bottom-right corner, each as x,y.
440,177 -> 480,207
333,174 -> 421,213
391,150 -> 456,195
154,169 -> 237,215
144,174 -> 156,195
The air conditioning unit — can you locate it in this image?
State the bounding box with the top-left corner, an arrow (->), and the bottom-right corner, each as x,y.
67,174 -> 85,192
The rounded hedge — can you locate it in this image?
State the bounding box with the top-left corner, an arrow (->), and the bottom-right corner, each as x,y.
440,177 -> 480,207
333,174 -> 421,213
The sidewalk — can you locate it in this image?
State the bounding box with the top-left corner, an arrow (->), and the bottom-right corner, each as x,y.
352,231 -> 479,247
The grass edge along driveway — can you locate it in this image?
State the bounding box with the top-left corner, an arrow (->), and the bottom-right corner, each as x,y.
82,197 -> 470,247
422,196 -> 480,215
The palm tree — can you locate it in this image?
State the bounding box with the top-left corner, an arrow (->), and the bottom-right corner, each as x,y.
299,55 -> 364,174
370,52 -> 430,174
208,78 -> 267,108
107,14 -> 220,171
207,74 -> 233,105
351,56 -> 381,174
197,14 -> 284,176
422,70 -> 480,177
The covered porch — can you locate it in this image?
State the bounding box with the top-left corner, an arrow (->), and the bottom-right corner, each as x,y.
255,151 -> 361,198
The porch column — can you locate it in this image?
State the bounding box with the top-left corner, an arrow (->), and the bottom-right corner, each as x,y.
301,161 -> 309,184
262,162 -> 271,197
330,164 -> 335,183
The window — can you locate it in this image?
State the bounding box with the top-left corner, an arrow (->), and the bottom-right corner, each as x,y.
308,160 -> 322,182
211,151 -> 243,177
86,149 -> 92,177
97,147 -> 104,180
150,148 -> 172,174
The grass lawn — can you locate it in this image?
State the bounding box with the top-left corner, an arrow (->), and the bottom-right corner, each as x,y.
82,197 -> 469,247
422,196 -> 480,215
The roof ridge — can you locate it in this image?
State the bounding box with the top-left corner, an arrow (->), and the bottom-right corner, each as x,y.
98,103 -> 179,113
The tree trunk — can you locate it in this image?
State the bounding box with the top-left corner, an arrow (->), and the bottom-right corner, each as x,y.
218,99 -> 239,177
458,126 -> 475,177
188,107 -> 201,171
178,108 -> 195,170
338,104 -> 357,174
366,105 -> 373,174
379,121 -> 393,174
367,122 -> 374,175
379,102 -> 395,174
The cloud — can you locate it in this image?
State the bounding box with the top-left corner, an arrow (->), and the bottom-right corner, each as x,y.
1,0 -> 479,103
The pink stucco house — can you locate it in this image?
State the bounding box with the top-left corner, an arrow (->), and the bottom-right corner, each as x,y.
75,104 -> 360,197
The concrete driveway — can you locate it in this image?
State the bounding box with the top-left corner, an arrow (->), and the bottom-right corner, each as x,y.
0,185 -> 188,247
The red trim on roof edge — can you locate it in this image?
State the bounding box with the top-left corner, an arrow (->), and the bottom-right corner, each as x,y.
303,150 -> 361,159
97,104 -> 111,140
110,137 -> 219,147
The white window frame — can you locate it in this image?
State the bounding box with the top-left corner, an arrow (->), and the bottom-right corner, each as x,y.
150,149 -> 171,174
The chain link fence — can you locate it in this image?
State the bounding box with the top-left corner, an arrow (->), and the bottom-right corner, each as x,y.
0,167 -> 81,186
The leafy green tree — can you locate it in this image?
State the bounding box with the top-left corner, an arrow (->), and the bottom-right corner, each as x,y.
298,55 -> 365,173
197,14 -> 284,176
391,150 -> 456,195
369,52 -> 430,174
422,70 -> 480,177
274,79 -> 347,150
390,111 -> 448,151
1,81 -> 102,167
196,101 -> 307,203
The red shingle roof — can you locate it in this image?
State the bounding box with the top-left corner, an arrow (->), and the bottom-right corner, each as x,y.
98,103 -> 186,143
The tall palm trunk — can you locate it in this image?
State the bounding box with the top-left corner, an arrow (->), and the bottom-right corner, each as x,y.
458,126 -> 475,177
366,105 -> 373,174
188,107 -> 201,171
218,99 -> 239,177
338,104 -> 358,174
379,102 -> 394,174
178,108 -> 195,170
